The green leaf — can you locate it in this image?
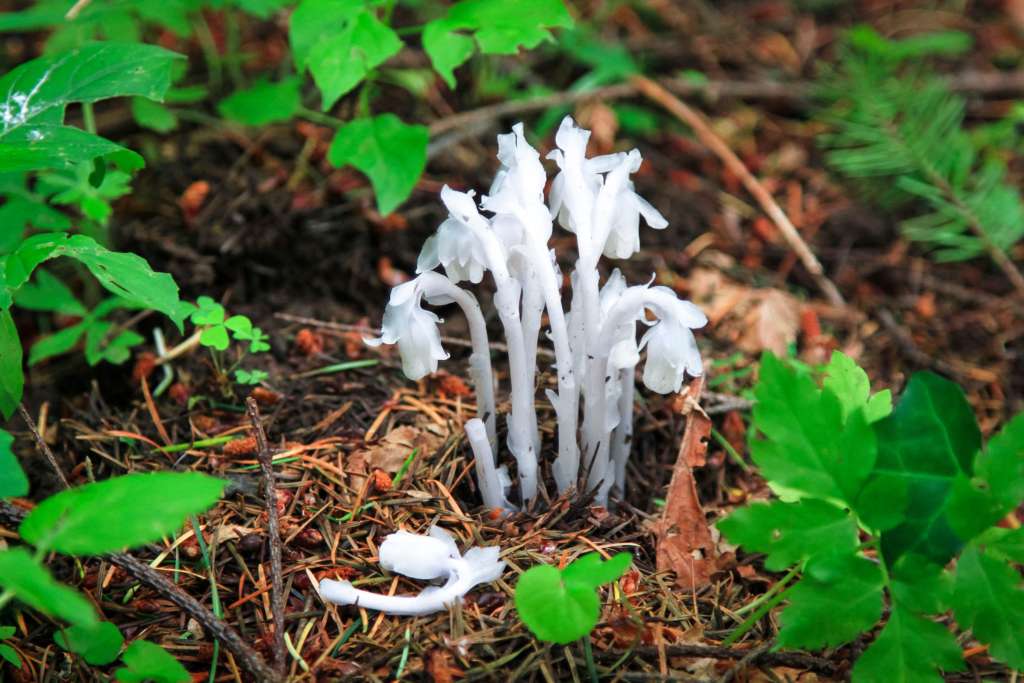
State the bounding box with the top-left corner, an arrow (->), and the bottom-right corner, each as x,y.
0,429 -> 28,499
3,233 -> 182,325
224,315 -> 252,335
561,552 -> 631,588
750,352 -> 877,504
0,310 -> 24,420
12,269 -> 85,315
190,296 -> 224,325
234,368 -> 268,385
55,621 -> 124,665
29,322 -> 87,365
823,351 -> 892,423
115,640 -> 189,683
0,548 -> 97,627
327,114 -> 427,215
19,472 -> 226,554
985,527 -> 1024,563
867,372 -> 981,566
0,626 -> 14,640
199,325 -> 229,351
38,162 -> 133,225
423,0 -> 573,87
716,499 -> 858,571
515,564 -> 600,644
852,606 -> 964,683
291,2 -> 402,110
0,195 -> 71,249
889,554 -> 952,614
0,43 -> 182,172
951,542 -> 1024,669
130,97 -> 177,133
776,553 -> 884,650
0,643 -> 20,668
974,412 -> 1024,512
218,77 -> 301,126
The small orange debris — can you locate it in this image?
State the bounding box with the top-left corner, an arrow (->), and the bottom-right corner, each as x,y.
294,328 -> 324,356
179,180 -> 210,223
132,352 -> 157,381
224,436 -> 258,457
250,387 -> 280,405
369,468 -> 393,492
438,373 -> 472,397
168,383 -> 190,405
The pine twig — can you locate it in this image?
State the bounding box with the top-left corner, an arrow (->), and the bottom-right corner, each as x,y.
18,403 -> 70,490
247,397 -> 287,675
631,75 -> 846,307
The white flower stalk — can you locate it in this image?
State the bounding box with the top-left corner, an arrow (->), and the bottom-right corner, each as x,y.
366,272 -> 497,446
369,118 -> 706,510
318,527 -> 504,616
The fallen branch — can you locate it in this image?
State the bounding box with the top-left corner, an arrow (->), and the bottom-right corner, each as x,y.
601,642 -> 838,676
18,403 -> 71,491
247,397 -> 287,675
631,75 -> 845,307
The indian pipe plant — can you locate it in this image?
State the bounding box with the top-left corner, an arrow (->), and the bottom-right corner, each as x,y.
366,117 -> 707,509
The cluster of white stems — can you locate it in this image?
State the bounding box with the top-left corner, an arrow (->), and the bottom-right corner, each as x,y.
367,118 -> 706,508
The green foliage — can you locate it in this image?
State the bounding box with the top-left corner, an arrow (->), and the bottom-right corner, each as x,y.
37,163 -> 133,225
515,552 -> 630,644
0,548 -> 98,627
328,113 -> 428,215
116,640 -> 190,683
19,471 -> 226,554
0,429 -> 29,499
27,297 -> 146,367
0,43 -> 181,172
189,296 -> 269,385
55,621 -> 124,666
818,27 -> 1024,267
718,351 -> 1024,681
0,625 -> 20,668
218,77 -> 302,126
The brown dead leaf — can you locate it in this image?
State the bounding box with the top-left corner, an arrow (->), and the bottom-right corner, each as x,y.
737,289 -> 800,356
656,377 -> 717,590
427,649 -> 461,683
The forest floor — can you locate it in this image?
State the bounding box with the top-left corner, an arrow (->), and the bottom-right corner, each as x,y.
6,1 -> 1024,681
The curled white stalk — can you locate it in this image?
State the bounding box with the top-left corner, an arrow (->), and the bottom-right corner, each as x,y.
366,271 -> 497,446
318,527 -> 504,616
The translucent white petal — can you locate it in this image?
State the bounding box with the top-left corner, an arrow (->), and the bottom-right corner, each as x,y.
379,530 -> 458,580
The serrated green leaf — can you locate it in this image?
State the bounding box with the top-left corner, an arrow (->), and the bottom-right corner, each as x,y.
852,606 -> 964,683
867,372 -> 981,566
0,310 -> 24,420
751,352 -> 877,504
514,564 -> 600,644
218,77 -> 301,126
0,429 -> 28,499
776,553 -> 884,650
55,621 -> 124,665
328,114 -> 427,215
561,552 -> 631,588
115,640 -> 189,683
13,269 -> 85,315
0,43 -> 181,172
823,351 -> 892,423
0,195 -> 71,249
0,548 -> 97,627
130,97 -> 177,133
974,412 -> 1024,512
19,472 -> 226,554
716,499 -> 858,571
889,554 -> 952,614
952,542 -> 1024,669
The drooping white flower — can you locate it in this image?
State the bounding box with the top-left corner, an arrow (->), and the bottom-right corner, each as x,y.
547,117 -> 620,236
318,526 -> 505,616
417,186 -> 490,284
365,279 -> 449,380
597,150 -> 669,260
639,315 -> 704,394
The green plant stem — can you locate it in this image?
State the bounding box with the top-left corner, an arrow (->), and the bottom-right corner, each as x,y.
722,570 -> 798,647
733,565 -> 799,617
191,516 -> 222,683
194,13 -> 223,92
156,435 -> 237,454
710,427 -> 751,472
82,102 -> 96,134
581,637 -> 599,683
296,106 -> 345,129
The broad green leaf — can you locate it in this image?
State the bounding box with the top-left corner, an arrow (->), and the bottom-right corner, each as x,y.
12,269 -> 85,315
0,43 -> 181,172
0,643 -> 19,668
423,0 -> 573,87
889,554 -> 952,614
289,0 -> 364,70
0,626 -> 14,639
3,233 -> 182,325
0,548 -> 97,627
29,321 -> 87,365
328,114 -> 427,215
0,310 -> 23,419
561,552 -> 631,589
0,429 -> 28,499
974,411 -> 1024,512
0,195 -> 71,249
867,372 -> 981,566
308,11 -> 401,110
514,564 -> 600,644
823,351 -> 892,423
130,97 -> 177,133
19,472 -> 226,554
116,640 -> 189,683
716,499 -> 857,571
55,621 -> 124,665
951,542 -> 1024,669
750,353 -> 876,504
852,606 -> 964,683
984,526 -> 1024,563
218,77 -> 301,126
776,553 -> 884,650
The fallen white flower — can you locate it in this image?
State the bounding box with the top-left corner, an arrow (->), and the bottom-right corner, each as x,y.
318,527 -> 505,616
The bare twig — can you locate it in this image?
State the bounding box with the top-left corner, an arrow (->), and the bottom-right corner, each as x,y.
246,397 -> 286,675
631,75 -> 846,307
18,403 -> 70,491
0,501 -> 280,683
64,0 -> 92,19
